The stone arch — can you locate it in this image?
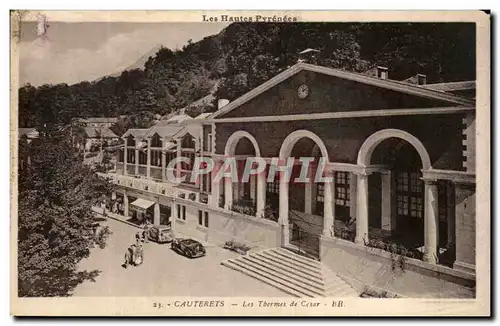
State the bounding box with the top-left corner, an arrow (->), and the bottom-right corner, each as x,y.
279,130 -> 329,161
357,129 -> 431,170
224,131 -> 261,157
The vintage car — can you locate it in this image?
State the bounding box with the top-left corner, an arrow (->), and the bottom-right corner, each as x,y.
147,225 -> 174,243
171,238 -> 206,258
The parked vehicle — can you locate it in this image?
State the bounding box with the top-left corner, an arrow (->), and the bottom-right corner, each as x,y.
171,238 -> 206,258
148,225 -> 174,243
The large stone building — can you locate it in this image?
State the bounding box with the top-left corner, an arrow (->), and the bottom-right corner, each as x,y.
105,62 -> 476,297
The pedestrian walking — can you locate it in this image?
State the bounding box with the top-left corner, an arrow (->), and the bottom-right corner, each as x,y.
135,231 -> 142,245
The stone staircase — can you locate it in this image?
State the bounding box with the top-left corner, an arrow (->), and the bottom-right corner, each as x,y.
221,248 -> 359,298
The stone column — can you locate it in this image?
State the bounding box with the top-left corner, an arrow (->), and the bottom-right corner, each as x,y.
232,160 -> 241,201
210,160 -> 222,207
446,182 -> 456,247
171,201 -> 177,231
349,173 -> 357,219
423,179 -> 439,264
256,170 -> 267,218
135,139 -> 140,176
146,138 -> 152,178
304,167 -> 313,214
355,171 -> 370,245
154,202 -> 160,225
323,171 -> 335,237
224,176 -> 233,210
123,192 -> 129,217
381,171 -> 396,231
123,143 -> 128,175
311,167 -> 318,215
250,174 -> 256,201
453,181 -> 476,273
176,139 -> 182,181
161,151 -> 166,181
279,170 -> 289,246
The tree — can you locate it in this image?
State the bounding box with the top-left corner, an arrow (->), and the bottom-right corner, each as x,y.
18,133 -> 114,296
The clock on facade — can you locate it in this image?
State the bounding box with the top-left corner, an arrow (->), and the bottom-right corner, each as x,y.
298,84 -> 309,99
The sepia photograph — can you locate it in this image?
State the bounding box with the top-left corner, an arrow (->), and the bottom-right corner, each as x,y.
9,10 -> 490,316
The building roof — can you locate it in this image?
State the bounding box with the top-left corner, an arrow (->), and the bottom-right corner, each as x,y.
194,112 -> 212,120
122,128 -> 150,139
84,127 -> 118,139
167,114 -> 193,123
145,125 -> 184,139
299,48 -> 321,54
421,81 -> 476,92
19,128 -> 38,138
99,127 -> 119,138
209,62 -> 475,120
79,117 -> 119,123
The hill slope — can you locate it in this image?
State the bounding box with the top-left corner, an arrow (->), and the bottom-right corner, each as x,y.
18,22 -> 475,129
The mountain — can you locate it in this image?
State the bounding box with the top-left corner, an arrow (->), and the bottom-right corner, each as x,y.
95,44 -> 164,81
18,22 -> 476,129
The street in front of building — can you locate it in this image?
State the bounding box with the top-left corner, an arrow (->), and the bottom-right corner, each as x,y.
73,217 -> 291,297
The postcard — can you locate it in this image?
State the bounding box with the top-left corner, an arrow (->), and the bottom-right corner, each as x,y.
10,10 -> 490,316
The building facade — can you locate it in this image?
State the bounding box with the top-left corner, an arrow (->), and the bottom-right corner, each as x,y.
105,63 -> 476,297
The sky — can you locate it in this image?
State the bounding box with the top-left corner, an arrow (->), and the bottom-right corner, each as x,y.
18,21 -> 228,86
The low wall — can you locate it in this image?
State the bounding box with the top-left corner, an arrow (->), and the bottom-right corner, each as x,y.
173,197 -> 280,250
150,167 -> 162,180
320,236 -> 476,298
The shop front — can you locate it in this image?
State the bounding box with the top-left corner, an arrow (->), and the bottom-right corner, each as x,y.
130,198 -> 155,223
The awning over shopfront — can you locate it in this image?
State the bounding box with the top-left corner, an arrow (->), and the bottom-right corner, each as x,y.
130,198 -> 155,210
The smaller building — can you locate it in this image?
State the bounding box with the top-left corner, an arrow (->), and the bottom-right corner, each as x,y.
75,117 -> 119,128
18,128 -> 39,144
82,127 -> 119,152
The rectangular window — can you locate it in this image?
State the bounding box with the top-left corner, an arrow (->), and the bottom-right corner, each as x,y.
139,151 -> 147,165
204,211 -> 209,227
176,205 -> 186,220
397,195 -> 409,216
316,183 -> 324,203
119,149 -> 124,163
397,172 -> 409,192
205,134 -> 212,152
266,181 -> 279,194
181,152 -> 195,171
396,171 -> 424,219
202,173 -> 212,193
410,197 -> 423,218
166,152 -> 176,165
127,150 -> 135,164
198,210 -> 203,225
151,150 -> 162,167
197,210 -> 209,228
334,172 -> 350,207
410,172 -> 422,193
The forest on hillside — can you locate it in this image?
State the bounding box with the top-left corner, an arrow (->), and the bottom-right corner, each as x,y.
18,22 -> 476,132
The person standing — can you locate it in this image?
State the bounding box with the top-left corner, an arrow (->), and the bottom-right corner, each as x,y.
142,219 -> 151,243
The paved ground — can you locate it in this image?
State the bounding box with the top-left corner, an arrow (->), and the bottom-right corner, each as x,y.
72,217 -> 291,297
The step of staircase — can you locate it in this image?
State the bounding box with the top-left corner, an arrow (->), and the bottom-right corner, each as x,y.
221,248 -> 359,298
